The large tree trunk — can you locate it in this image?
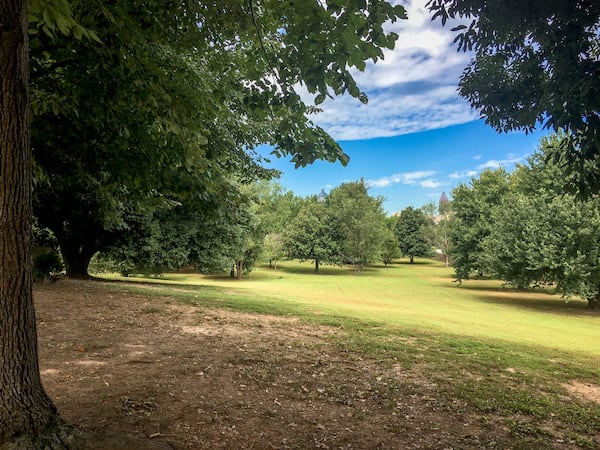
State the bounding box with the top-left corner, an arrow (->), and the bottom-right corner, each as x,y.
0,2 -> 74,447
59,241 -> 96,279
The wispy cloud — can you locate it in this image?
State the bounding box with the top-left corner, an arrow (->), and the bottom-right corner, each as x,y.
477,153 -> 527,170
366,170 -> 435,188
369,150 -> 527,194
300,0 -> 477,141
449,169 -> 478,180
420,179 -> 445,188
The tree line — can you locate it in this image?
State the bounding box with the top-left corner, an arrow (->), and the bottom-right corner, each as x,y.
37,132 -> 599,313
84,179 -> 433,277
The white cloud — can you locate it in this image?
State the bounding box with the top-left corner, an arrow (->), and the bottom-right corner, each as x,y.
301,0 -> 476,141
420,179 -> 445,188
449,169 -> 478,180
366,170 -> 435,188
370,150 -> 527,195
477,153 -> 527,170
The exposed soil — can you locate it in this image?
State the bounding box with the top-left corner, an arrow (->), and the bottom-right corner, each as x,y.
35,279 -> 597,449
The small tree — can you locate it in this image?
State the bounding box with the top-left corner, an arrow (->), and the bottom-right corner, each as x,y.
395,207 -> 432,263
432,218 -> 452,268
327,180 -> 387,273
283,200 -> 340,273
263,233 -> 285,269
380,216 -> 401,266
449,169 -> 511,281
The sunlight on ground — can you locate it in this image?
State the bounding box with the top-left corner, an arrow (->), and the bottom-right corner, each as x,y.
98,260 -> 600,357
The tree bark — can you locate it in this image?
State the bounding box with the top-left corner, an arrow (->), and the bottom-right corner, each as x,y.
314,258 -> 319,273
236,260 -> 243,279
0,1 -> 69,446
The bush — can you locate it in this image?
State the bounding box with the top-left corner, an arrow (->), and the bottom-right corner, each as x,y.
33,247 -> 63,282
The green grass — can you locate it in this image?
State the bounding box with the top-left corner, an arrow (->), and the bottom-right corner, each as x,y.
99,259 -> 600,446
102,259 -> 600,357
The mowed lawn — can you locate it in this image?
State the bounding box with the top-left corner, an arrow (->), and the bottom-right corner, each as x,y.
104,259 -> 600,358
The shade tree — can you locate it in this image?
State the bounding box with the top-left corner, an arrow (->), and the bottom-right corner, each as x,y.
481,139 -> 600,308
448,168 -> 511,282
1,0 -> 408,446
283,199 -> 342,273
380,216 -> 401,266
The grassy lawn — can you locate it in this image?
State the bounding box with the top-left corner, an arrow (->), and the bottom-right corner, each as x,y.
97,259 -> 600,447
103,259 -> 600,357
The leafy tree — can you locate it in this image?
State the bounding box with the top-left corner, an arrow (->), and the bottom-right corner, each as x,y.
328,181 -> 387,272
481,140 -> 600,307
252,181 -> 304,268
449,168 -> 511,281
2,1 -> 408,446
394,207 -> 432,263
30,1 -> 274,277
283,199 -> 341,273
254,181 -> 305,234
263,233 -> 285,270
428,0 -> 600,194
380,216 -> 401,266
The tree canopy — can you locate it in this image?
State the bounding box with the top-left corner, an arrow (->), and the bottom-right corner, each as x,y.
428,0 -> 600,193
482,137 -> 600,307
327,180 -> 388,272
283,198 -> 341,273
30,0 -> 408,277
448,168 -> 511,281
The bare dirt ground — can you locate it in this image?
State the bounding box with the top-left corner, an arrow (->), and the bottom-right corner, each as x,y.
35,279 -> 596,449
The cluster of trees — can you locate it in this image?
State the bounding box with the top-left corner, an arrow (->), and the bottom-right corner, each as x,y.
29,0 -> 404,279
89,179 -> 439,278
446,135 -> 600,308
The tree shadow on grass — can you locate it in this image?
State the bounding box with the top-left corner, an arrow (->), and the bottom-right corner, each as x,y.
275,263 -> 358,276
464,288 -> 594,317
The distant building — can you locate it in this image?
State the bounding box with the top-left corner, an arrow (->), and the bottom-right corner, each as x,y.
433,192 -> 450,224
439,192 -> 449,215
317,189 -> 327,202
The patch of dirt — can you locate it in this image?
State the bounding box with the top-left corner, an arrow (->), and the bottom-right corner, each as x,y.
562,381 -> 600,405
34,279 -> 594,449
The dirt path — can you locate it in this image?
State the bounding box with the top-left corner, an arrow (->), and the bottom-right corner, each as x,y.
34,279 -> 584,449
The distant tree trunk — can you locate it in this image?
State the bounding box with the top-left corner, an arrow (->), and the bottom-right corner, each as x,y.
588,288 -> 599,310
236,260 -> 243,279
409,254 -> 414,264
0,1 -> 69,446
315,258 -> 320,273
444,253 -> 449,268
59,241 -> 96,278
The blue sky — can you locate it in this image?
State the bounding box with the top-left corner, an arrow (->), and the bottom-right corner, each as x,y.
258,0 -> 549,214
